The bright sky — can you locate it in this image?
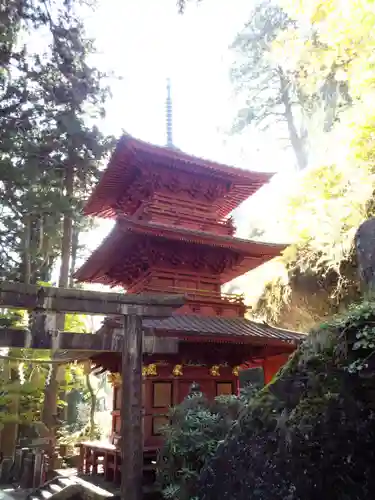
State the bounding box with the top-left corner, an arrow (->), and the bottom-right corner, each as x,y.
69,0 -> 299,283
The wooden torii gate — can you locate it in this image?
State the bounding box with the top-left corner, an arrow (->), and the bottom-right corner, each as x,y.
0,282 -> 185,500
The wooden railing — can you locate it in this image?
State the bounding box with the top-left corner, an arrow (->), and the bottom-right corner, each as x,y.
136,198 -> 236,236
142,285 -> 245,305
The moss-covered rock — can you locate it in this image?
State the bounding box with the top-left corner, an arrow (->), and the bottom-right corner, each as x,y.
199,300 -> 375,500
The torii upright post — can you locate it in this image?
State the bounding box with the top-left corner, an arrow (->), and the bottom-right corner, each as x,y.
0,282 -> 185,500
121,313 -> 143,500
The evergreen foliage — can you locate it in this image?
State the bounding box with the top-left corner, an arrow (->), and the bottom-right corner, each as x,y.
0,2 -> 114,452
157,385 -> 257,500
198,300 -> 375,500
0,0 -> 114,284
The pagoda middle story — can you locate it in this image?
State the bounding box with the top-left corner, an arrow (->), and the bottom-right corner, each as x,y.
75,135 -> 303,452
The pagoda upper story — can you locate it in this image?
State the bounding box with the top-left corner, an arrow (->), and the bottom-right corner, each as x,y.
83,135 -> 272,235
75,135 -> 286,318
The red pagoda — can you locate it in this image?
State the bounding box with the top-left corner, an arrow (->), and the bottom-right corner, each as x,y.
74,133 -> 302,464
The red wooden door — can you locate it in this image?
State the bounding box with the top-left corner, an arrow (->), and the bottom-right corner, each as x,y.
144,380 -> 173,448
111,382 -> 147,443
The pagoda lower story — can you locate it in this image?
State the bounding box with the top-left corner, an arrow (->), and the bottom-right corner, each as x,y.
91,315 -> 300,448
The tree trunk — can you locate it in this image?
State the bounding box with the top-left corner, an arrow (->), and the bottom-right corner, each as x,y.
69,223 -> 79,288
58,172 -> 74,293
278,67 -> 308,171
23,214 -> 32,285
85,374 -> 97,440
42,164 -> 74,468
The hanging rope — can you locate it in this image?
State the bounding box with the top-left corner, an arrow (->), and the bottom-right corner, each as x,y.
0,352 -> 92,364
45,363 -> 52,386
18,361 -> 25,384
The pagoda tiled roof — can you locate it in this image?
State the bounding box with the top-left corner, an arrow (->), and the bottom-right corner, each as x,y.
99,314 -> 304,348
52,316 -> 304,368
74,218 -> 287,286
84,134 -> 274,219
142,315 -> 304,346
117,217 -> 286,252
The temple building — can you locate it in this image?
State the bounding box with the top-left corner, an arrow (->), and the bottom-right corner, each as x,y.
73,81 -> 302,481
74,130 -> 303,455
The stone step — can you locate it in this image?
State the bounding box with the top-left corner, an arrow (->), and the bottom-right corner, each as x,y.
40,490 -> 53,499
48,484 -> 63,493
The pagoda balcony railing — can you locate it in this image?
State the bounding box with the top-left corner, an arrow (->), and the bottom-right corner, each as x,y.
140,285 -> 245,305
136,202 -> 236,236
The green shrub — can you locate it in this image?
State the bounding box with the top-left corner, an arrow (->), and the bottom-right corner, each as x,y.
157,383 -> 256,500
198,300 -> 375,500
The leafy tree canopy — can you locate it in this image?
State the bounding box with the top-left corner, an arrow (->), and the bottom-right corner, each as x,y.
230,0 -> 308,170
250,0 -> 375,331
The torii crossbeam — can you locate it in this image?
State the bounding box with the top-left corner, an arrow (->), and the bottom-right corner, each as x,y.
0,281 -> 185,500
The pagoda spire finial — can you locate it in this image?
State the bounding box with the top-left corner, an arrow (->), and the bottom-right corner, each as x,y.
166,78 -> 173,148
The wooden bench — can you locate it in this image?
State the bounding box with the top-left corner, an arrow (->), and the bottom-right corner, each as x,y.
78,441 -> 119,479
78,441 -> 158,485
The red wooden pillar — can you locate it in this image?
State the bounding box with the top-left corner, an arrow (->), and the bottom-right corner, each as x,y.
235,376 -> 240,395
